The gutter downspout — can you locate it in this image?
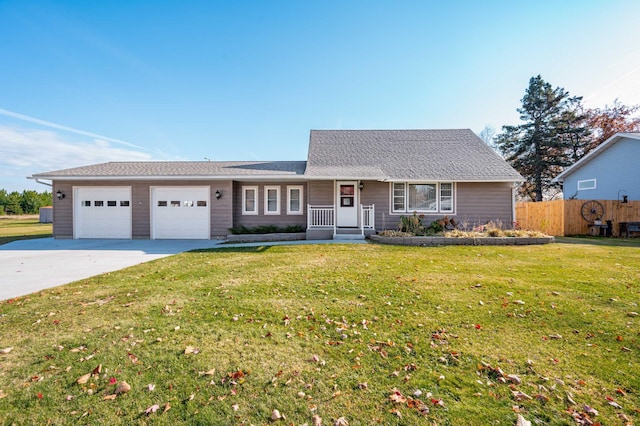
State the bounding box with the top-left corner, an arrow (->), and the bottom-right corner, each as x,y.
512,182 -> 517,228
34,178 -> 53,187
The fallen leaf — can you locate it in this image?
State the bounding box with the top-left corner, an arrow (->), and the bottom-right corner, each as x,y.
389,389 -> 407,404
334,417 -> 349,426
271,408 -> 284,421
92,364 -> 102,375
163,402 -> 171,413
232,403 -> 239,412
512,391 -> 532,401
507,374 -> 522,385
76,373 -> 91,384
199,369 -> 216,376
115,381 -> 131,394
584,405 -> 598,416
312,414 -> 322,426
103,394 -> 117,401
145,404 -> 160,415
0,390 -> 7,399
516,414 -> 531,426
0,347 -> 13,355
147,384 -> 156,392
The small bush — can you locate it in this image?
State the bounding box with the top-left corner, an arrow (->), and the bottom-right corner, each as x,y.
228,224 -> 304,235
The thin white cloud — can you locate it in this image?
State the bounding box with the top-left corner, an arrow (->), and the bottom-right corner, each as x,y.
0,126 -> 152,174
0,108 -> 147,150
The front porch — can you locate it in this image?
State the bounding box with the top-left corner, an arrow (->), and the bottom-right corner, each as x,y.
306,204 -> 375,240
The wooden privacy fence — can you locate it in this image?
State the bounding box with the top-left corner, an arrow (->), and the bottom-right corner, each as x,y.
515,199 -> 640,236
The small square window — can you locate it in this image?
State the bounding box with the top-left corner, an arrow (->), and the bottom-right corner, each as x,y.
197,200 -> 207,207
158,201 -> 167,207
95,201 -> 104,207
107,201 -> 117,207
82,201 -> 91,207
120,201 -> 130,207
183,200 -> 194,207
170,201 -> 180,207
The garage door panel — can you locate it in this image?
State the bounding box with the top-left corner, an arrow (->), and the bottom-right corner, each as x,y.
75,187 -> 132,239
152,187 -> 210,239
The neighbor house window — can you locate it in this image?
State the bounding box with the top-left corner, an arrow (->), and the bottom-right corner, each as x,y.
287,185 -> 303,215
264,186 -> 280,215
242,186 -> 258,215
577,179 -> 596,190
392,182 -> 455,214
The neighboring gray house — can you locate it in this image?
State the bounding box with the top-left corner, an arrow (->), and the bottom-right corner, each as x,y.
553,132 -> 640,201
30,129 -> 524,240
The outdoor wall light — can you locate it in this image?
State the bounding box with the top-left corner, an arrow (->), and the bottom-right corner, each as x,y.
56,190 -> 65,200
618,189 -> 628,204
359,181 -> 364,191
215,190 -> 222,200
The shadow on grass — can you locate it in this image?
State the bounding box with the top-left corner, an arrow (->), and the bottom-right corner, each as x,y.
0,234 -> 52,246
192,245 -> 274,253
555,236 -> 640,248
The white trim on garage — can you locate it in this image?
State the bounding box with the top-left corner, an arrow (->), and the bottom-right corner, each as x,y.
151,186 -> 211,239
73,186 -> 132,239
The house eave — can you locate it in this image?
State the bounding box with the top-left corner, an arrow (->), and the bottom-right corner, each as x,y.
29,175 -> 306,182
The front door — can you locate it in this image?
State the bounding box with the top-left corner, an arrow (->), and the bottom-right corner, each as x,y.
336,181 -> 358,227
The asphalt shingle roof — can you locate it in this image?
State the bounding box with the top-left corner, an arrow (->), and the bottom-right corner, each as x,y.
32,161 -> 307,179
31,130 -> 523,182
305,129 -> 523,181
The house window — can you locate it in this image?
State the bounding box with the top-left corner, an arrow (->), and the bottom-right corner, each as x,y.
577,179 -> 596,190
107,201 -> 117,207
392,182 -> 455,214
393,183 -> 405,211
287,185 -> 303,215
440,183 -> 453,212
95,201 -> 104,207
82,201 -> 91,207
120,201 -> 130,207
408,184 -> 437,211
242,186 -> 258,215
264,186 -> 280,215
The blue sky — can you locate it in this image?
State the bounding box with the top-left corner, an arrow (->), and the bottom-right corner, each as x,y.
2,1 -> 640,191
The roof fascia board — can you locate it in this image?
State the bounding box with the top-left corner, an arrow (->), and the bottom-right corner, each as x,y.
553,133 -> 640,183
30,175 -> 306,181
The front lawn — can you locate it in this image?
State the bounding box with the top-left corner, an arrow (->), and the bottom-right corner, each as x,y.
0,217 -> 52,245
0,242 -> 638,425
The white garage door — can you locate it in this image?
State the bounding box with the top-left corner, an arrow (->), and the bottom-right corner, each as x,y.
151,187 -> 210,239
74,187 -> 132,239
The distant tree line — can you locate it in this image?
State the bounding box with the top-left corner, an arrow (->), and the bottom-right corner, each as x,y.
492,75 -> 640,201
0,189 -> 52,215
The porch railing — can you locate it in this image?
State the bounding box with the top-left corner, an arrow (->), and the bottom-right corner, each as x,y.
308,204 -> 375,236
361,204 -> 375,235
308,205 -> 335,229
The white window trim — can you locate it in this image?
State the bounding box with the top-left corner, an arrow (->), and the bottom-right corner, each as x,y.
286,185 -> 304,215
389,182 -> 456,215
440,182 -> 455,213
264,186 -> 281,215
242,186 -> 259,215
577,179 -> 596,191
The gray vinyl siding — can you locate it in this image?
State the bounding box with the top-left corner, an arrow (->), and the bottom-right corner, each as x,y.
307,180 -> 515,231
562,137 -> 640,200
377,181 -> 513,230
52,182 -> 73,238
308,181 -> 334,205
232,181 -> 307,229
51,180 -> 235,239
456,182 -> 514,226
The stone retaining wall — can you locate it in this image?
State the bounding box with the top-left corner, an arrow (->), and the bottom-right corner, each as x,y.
369,235 -> 555,246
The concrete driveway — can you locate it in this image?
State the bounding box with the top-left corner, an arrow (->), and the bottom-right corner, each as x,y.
0,238 -> 224,300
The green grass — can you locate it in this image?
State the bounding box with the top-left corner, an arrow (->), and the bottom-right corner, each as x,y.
0,242 -> 638,425
0,217 -> 52,245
